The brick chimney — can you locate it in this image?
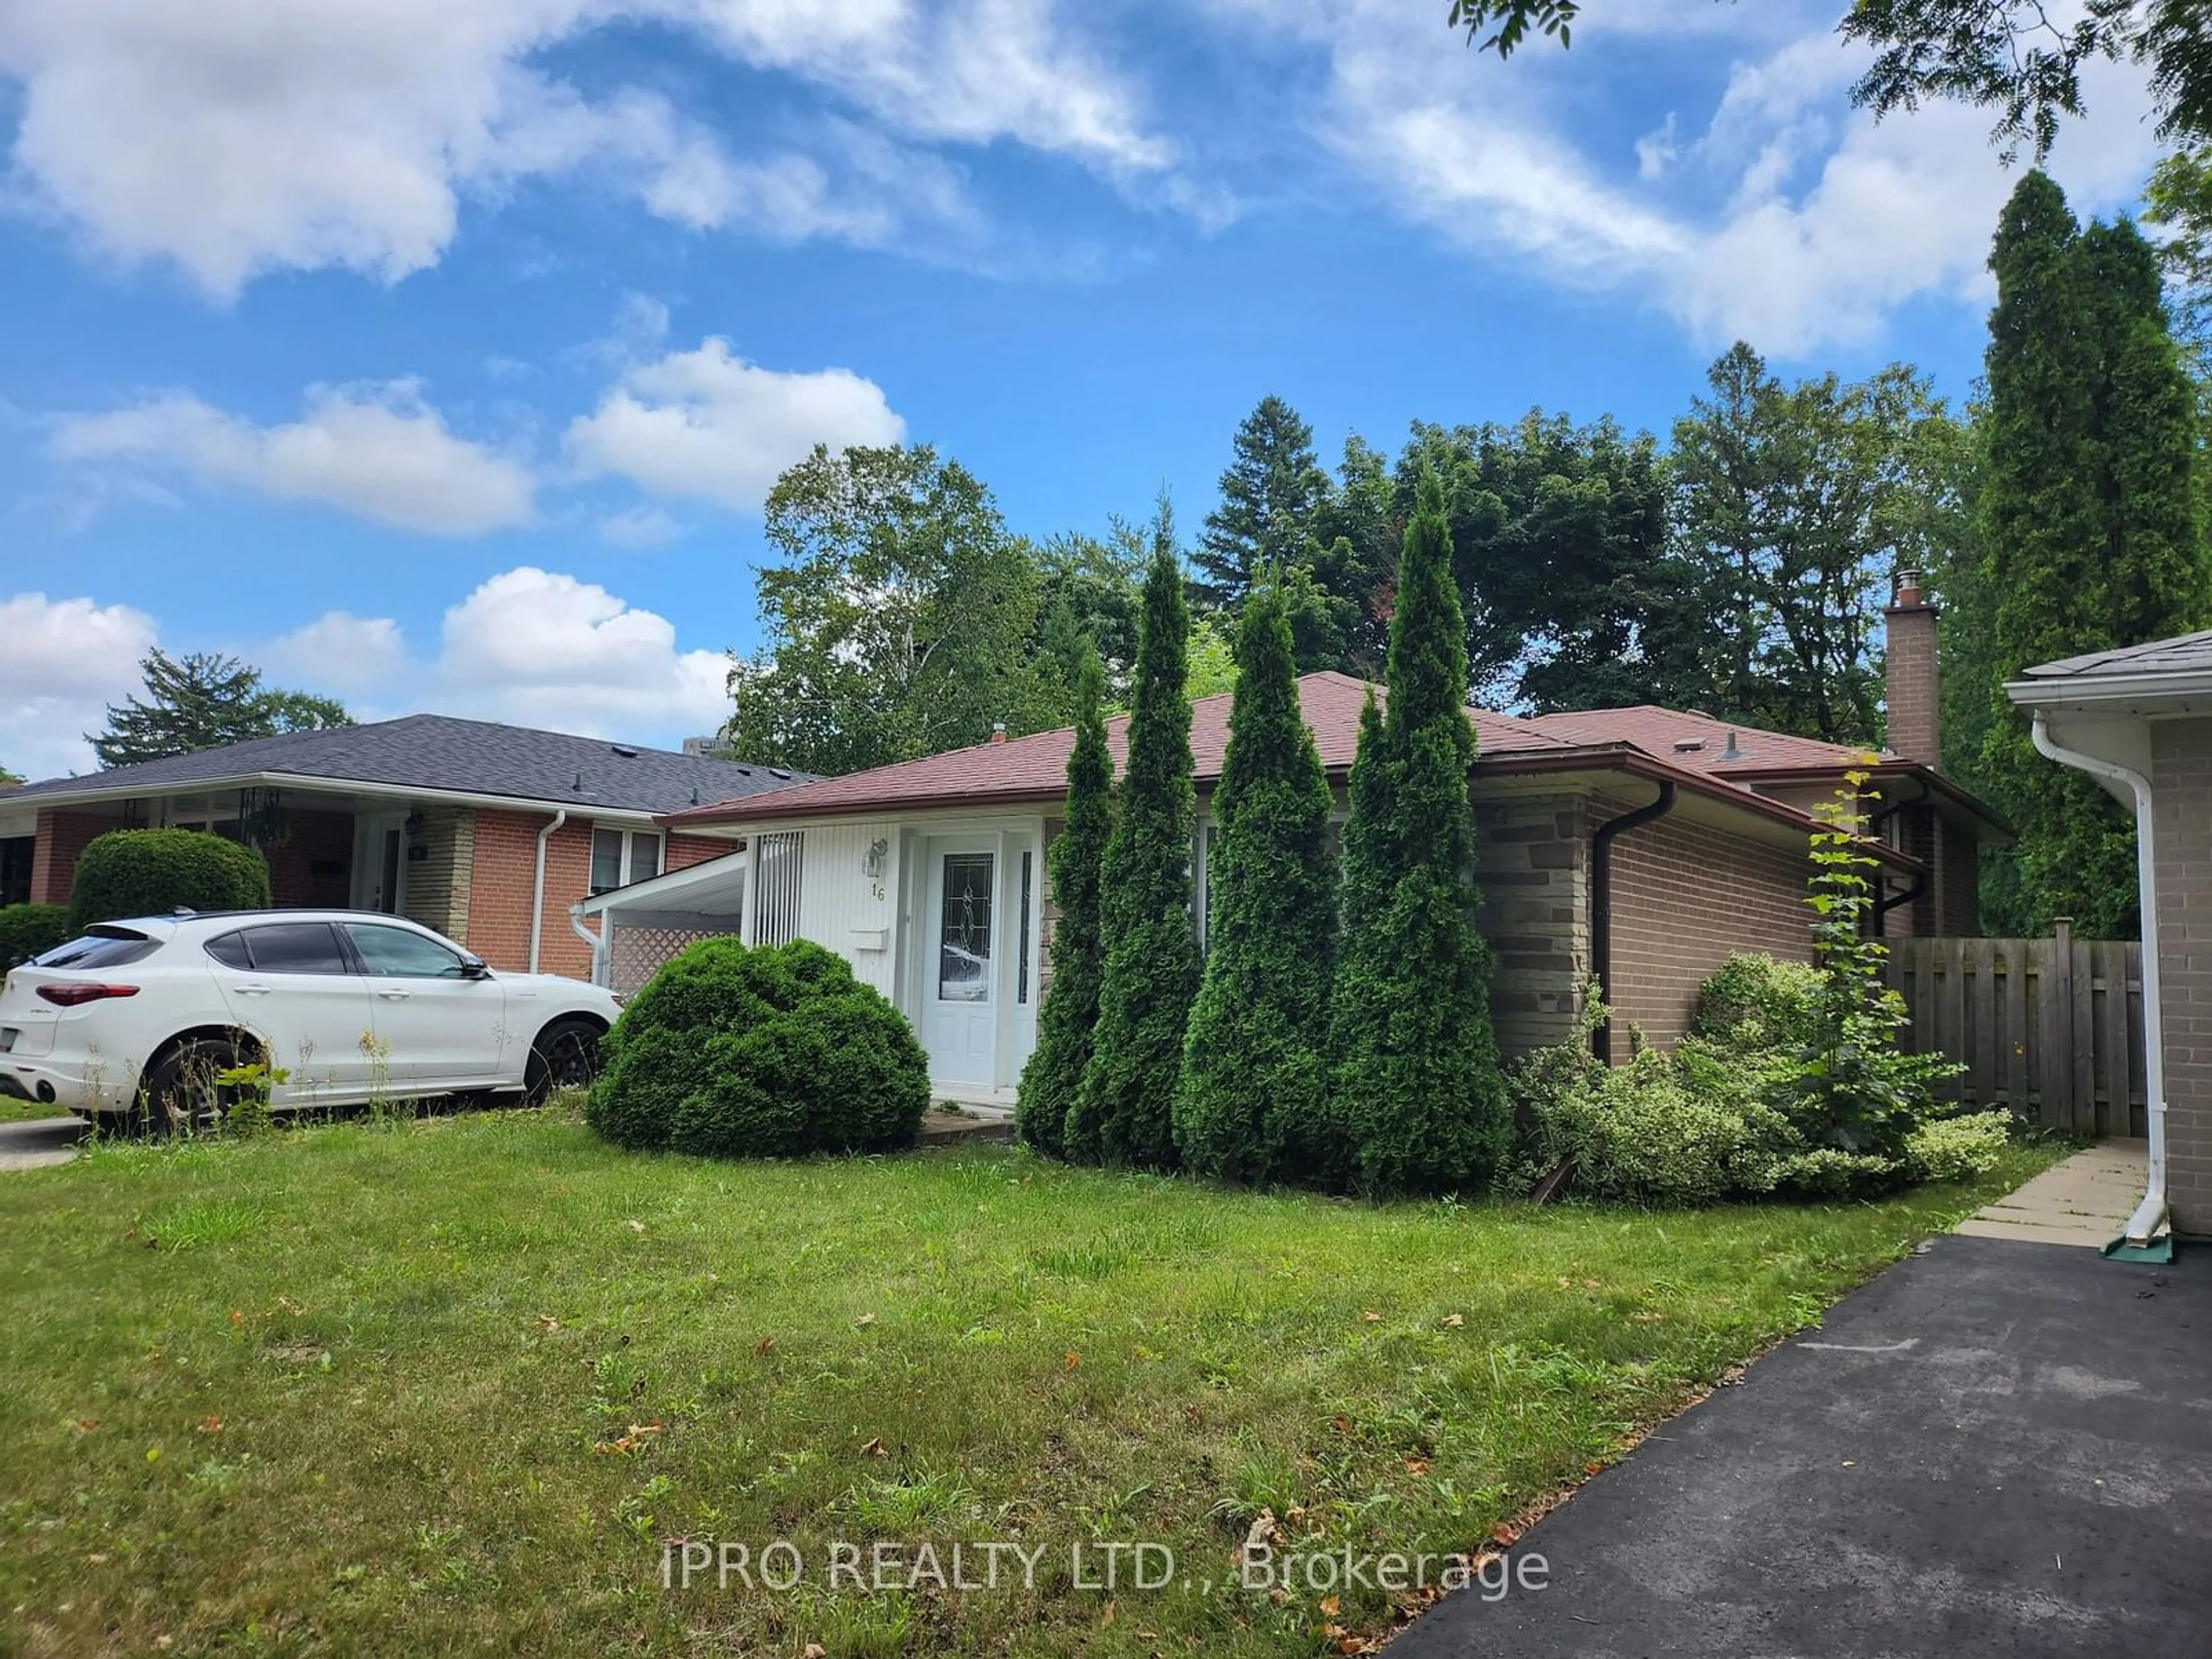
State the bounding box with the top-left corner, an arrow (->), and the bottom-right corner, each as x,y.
989,722 -> 1007,745
1883,569 -> 1940,770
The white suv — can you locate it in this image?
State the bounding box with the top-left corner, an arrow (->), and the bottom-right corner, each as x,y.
0,910 -> 621,1128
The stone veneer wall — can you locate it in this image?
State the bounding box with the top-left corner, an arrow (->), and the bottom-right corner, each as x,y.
402,808 -> 476,942
1471,792 -> 1591,1061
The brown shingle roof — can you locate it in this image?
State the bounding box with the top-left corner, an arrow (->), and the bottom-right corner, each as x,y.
665,672 -> 1571,827
1521,706 -> 1884,775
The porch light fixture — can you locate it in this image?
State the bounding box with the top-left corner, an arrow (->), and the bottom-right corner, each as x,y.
861,838 -> 888,879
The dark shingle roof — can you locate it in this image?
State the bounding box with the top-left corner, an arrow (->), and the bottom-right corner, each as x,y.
2020,630 -> 2212,680
10,715 -> 814,815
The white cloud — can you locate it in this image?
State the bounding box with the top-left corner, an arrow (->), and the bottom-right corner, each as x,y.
1285,0 -> 2162,355
0,0 -> 1178,296
270,569 -> 730,738
49,381 -> 536,535
565,337 -> 904,512
0,593 -> 158,780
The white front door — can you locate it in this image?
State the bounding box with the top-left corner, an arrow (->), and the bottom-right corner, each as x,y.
921,840 -> 998,1086
352,812 -> 409,914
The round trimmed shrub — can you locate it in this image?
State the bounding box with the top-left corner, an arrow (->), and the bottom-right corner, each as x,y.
1692,953 -> 1822,1056
586,937 -> 929,1159
0,903 -> 70,967
65,828 -> 272,932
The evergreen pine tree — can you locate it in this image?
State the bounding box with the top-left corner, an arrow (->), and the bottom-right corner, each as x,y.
1172,585 -> 1337,1183
90,650 -> 349,768
1328,471 -> 1510,1197
1068,521 -> 1200,1169
1194,396 -> 1331,612
1977,174 -> 2210,934
1016,643 -> 1114,1159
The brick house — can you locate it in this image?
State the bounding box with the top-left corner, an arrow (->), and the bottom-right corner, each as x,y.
2008,630 -> 2212,1244
0,717 -> 809,980
585,612 -> 2002,1103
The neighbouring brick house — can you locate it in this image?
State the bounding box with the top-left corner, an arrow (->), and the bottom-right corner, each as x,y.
0,718 -> 810,979
2009,630 -> 2212,1243
587,615 -> 2005,1102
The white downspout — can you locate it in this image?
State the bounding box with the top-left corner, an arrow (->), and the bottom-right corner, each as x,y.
2031,711 -> 2168,1246
529,809 -> 567,974
567,902 -> 608,987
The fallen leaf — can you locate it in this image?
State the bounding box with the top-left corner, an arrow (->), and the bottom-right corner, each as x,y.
627,1219 -> 646,1234
861,1437 -> 889,1459
1362,1311 -> 1382,1324
276,1297 -> 305,1316
1101,1600 -> 1115,1626
195,1417 -> 223,1434
86,1553 -> 108,1565
1332,1414 -> 1350,1434
628,1422 -> 664,1438
1404,1457 -> 1430,1476
1585,1461 -> 1604,1475
1440,1314 -> 1464,1328
229,1309 -> 244,1326
74,1419 -> 97,1434
805,1646 -> 826,1658
1490,1524 -> 1516,1546
1319,1594 -> 1342,1617
755,1335 -> 776,1357
1064,1351 -> 1081,1371
535,1316 -> 560,1334
853,1313 -> 876,1330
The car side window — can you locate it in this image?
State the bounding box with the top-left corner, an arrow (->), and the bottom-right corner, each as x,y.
343,923 -> 467,979
237,922 -> 351,975
203,931 -> 252,969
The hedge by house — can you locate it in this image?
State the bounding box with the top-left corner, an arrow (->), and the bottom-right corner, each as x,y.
587,937 -> 928,1160
1329,471 -> 1512,1196
1173,584 -> 1337,1183
0,904 -> 69,967
1015,642 -> 1113,1158
65,829 -> 272,933
1068,527 -> 1200,1171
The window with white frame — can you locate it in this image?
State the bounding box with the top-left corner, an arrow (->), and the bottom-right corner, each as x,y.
590,825 -> 664,895
753,830 -> 804,945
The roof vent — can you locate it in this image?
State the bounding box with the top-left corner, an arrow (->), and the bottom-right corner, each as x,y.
611,744 -> 639,759
1672,738 -> 1706,753
735,766 -> 752,777
1722,730 -> 1744,761
769,768 -> 793,781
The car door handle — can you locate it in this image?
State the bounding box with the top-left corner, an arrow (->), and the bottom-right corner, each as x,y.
376,988 -> 412,1001
234,984 -> 272,997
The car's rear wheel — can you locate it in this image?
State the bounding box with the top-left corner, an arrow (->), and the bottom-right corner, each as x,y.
525,1018 -> 601,1103
138,1037 -> 243,1137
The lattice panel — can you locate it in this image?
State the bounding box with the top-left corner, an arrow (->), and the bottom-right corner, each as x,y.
611,926 -> 729,995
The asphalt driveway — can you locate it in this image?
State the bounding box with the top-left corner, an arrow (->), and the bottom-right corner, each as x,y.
0,1115 -> 84,1170
1393,1232 -> 2211,1659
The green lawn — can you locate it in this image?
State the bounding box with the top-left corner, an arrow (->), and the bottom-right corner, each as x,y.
0,1104 -> 2060,1658
0,1099 -> 73,1123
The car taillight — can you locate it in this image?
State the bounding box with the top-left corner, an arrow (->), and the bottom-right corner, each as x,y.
36,983 -> 141,1006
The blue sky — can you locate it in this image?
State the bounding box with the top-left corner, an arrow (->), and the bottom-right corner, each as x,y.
0,0 -> 2162,779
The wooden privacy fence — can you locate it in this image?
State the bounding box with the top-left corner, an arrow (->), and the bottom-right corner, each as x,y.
1884,926 -> 2146,1138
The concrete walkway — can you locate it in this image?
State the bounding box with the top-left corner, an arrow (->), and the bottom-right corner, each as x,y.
1956,1138 -> 2146,1248
0,1115 -> 85,1171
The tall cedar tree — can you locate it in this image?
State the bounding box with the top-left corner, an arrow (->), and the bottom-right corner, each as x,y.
1194,396 -> 1331,609
1067,526 -> 1200,1169
1329,471 -> 1511,1197
92,650 -> 350,768
1172,585 -> 1338,1183
1976,173 -> 2210,935
1196,396 -> 1367,673
1015,643 -> 1114,1158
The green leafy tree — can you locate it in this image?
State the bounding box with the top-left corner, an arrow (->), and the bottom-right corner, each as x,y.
1329,472 -> 1510,1197
726,444 -> 1055,775
1034,524 -> 1147,710
1672,346 -> 1961,744
1311,434 -> 1399,675
90,650 -> 352,768
1173,586 -> 1338,1183
1976,174 -> 2210,934
1444,0 -> 2212,158
1402,411 -> 1702,711
1017,643 -> 1115,1159
1184,615 -> 1239,702
0,764 -> 22,787
1068,516 -> 1200,1170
